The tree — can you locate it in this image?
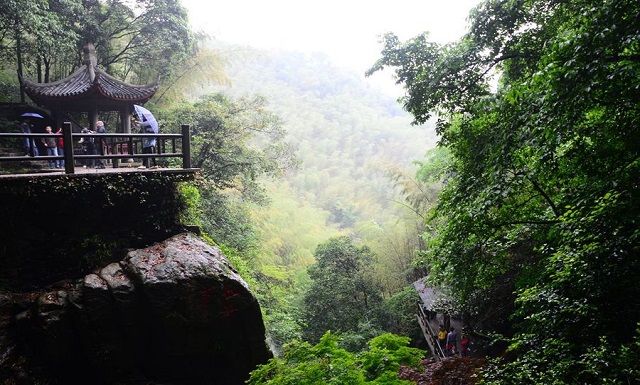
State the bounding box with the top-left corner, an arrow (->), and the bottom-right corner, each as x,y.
369,0 -> 640,382
152,43 -> 230,107
0,0 -> 197,94
197,187 -> 260,253
302,236 -> 383,343
85,0 -> 196,84
162,93 -> 298,195
376,286 -> 422,343
1,0 -> 80,100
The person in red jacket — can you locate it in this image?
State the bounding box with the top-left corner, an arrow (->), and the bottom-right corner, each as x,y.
460,334 -> 470,356
55,127 -> 64,167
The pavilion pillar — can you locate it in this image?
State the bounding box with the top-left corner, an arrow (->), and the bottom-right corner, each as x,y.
121,105 -> 131,133
89,104 -> 98,131
53,106 -> 64,132
121,104 -> 134,165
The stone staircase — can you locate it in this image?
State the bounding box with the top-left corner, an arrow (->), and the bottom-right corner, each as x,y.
0,145 -> 55,174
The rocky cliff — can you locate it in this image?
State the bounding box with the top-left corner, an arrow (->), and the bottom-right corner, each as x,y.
0,233 -> 272,384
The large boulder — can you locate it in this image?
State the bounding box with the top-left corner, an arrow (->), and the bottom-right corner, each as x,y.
0,233 -> 272,384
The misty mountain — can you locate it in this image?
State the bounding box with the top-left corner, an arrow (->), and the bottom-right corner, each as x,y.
204,42 -> 437,263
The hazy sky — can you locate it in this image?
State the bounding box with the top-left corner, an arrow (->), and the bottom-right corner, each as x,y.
181,0 -> 480,72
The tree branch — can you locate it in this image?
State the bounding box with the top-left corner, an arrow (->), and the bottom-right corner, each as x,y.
525,176 -> 560,217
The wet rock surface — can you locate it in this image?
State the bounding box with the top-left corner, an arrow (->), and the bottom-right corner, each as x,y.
0,233 -> 272,384
399,356 -> 487,385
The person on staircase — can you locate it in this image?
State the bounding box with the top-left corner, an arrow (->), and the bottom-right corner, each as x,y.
460,334 -> 470,356
19,119 -> 39,157
446,327 -> 458,356
438,325 -> 448,355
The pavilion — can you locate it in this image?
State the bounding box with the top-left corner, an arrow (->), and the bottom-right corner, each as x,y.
19,43 -> 158,133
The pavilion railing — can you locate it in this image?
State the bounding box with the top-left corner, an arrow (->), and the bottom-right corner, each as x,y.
0,122 -> 192,174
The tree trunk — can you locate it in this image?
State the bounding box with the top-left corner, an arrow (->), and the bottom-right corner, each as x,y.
15,20 -> 25,103
44,55 -> 51,83
37,57 -> 42,83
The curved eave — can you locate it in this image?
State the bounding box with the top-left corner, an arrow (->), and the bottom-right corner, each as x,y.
21,66 -> 159,106
21,66 -> 93,102
94,70 -> 159,102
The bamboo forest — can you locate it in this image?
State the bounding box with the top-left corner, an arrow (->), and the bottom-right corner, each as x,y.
0,0 -> 638,384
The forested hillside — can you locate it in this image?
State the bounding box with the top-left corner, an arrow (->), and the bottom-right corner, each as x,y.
8,1 -> 637,383
206,44 -> 437,272
368,0 -> 640,383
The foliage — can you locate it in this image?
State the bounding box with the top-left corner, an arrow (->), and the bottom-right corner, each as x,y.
0,171 -> 195,290
414,146 -> 453,184
247,331 -> 423,384
184,46 -> 440,351
0,0 -> 197,87
198,187 -> 261,253
247,331 -> 365,385
208,44 -> 437,278
251,266 -> 305,353
375,287 -> 422,344
0,70 -> 20,102
360,333 -> 424,382
0,0 -> 80,80
481,328 -> 640,385
177,181 -> 202,227
370,0 -> 640,382
153,43 -> 230,107
93,0 -> 196,83
263,303 -> 304,355
161,93 -> 298,196
249,181 -> 346,267
355,219 -> 422,296
577,328 -> 640,384
302,236 -> 383,343
177,178 -> 262,258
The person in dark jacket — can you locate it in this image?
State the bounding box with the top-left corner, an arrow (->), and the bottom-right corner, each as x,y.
137,118 -> 157,169
20,119 -> 39,156
41,126 -> 58,168
446,327 -> 458,356
80,128 -> 95,168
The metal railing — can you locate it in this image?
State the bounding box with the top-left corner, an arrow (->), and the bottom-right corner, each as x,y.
0,122 -> 191,174
417,304 -> 446,360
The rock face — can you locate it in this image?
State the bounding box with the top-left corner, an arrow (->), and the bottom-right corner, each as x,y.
0,233 -> 272,384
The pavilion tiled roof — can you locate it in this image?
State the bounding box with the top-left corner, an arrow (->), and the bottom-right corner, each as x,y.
20,44 -> 158,109
21,66 -> 158,106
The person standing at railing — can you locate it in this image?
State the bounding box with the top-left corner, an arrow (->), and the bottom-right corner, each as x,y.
94,121 -> 106,169
79,128 -> 95,168
41,126 -> 59,168
138,118 -> 157,169
19,119 -> 39,157
55,127 -> 64,168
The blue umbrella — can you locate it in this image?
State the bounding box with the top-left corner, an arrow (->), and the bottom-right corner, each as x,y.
20,112 -> 44,118
133,105 -> 159,134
